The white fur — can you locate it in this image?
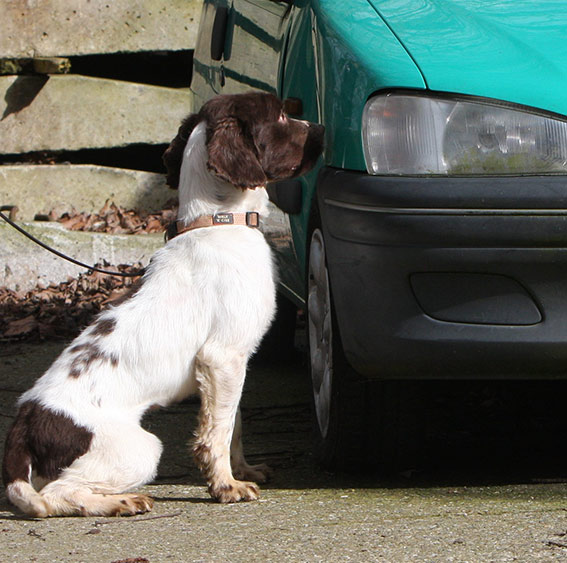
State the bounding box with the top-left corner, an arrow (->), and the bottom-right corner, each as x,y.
8,122 -> 276,516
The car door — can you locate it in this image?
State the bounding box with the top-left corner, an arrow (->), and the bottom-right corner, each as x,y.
192,0 -> 291,105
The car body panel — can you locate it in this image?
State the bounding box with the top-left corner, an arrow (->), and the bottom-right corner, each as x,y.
222,0 -> 290,94
192,0 -> 224,101
318,169 -> 567,379
369,0 -> 567,116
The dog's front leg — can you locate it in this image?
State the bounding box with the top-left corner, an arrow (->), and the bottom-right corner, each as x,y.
193,351 -> 260,503
231,408 -> 273,483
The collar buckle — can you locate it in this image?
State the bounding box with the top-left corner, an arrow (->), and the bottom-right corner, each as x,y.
245,211 -> 259,227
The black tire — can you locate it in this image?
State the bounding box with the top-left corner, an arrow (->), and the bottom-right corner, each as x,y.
255,292 -> 298,362
307,219 -> 420,473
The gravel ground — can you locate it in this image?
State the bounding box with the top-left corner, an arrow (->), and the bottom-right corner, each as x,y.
1,341 -> 566,562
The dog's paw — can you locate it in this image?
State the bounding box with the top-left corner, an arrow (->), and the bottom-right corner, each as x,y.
209,480 -> 260,503
111,493 -> 154,516
233,463 -> 273,484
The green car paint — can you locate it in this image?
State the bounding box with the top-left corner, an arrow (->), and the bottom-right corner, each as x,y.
369,0 -> 567,117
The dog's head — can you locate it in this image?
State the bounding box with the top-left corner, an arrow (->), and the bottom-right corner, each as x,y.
163,92 -> 324,190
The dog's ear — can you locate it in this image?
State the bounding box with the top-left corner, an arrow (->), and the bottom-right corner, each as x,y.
206,118 -> 267,189
162,113 -> 201,189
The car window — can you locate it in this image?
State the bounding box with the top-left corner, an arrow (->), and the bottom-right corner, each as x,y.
192,0 -> 292,101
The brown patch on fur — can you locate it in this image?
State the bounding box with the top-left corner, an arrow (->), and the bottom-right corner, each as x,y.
193,442 -> 216,480
206,116 -> 268,188
208,480 -> 260,503
2,401 -> 93,485
69,344 -> 118,378
91,317 -> 116,337
110,494 -> 154,516
68,342 -> 89,355
163,113 -> 201,189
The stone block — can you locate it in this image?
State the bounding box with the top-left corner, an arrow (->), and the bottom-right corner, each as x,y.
0,75 -> 193,153
1,221 -> 162,291
1,0 -> 202,58
0,164 -> 177,220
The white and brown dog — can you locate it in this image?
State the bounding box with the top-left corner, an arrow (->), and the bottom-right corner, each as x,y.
2,92 -> 324,517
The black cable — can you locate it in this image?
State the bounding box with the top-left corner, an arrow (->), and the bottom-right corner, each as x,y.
0,206 -> 145,278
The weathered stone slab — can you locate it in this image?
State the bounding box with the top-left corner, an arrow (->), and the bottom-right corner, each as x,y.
0,164 -> 177,220
0,75 -> 192,153
1,0 -> 202,58
1,221 -> 162,291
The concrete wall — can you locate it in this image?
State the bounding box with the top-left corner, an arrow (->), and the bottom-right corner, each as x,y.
1,0 -> 201,57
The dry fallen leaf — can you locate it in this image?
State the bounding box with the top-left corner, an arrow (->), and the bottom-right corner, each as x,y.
4,315 -> 38,337
0,264 -> 143,341
49,199 -> 178,235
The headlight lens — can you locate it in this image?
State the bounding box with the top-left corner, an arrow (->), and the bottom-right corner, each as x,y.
362,93 -> 567,175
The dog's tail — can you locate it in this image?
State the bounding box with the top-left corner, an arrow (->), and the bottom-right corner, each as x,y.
2,409 -> 50,517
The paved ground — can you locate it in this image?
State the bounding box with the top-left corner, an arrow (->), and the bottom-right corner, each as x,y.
1,340 -> 566,562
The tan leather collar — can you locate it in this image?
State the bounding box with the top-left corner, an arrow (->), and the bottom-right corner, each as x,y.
165,212 -> 260,241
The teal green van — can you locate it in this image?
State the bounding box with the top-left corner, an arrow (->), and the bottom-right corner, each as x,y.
191,0 -> 567,468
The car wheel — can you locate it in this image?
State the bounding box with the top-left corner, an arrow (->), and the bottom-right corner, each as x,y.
307,228 -> 333,439
307,225 -> 421,472
307,226 -> 369,469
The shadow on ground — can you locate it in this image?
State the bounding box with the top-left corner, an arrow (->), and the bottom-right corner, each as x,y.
1,338 -> 565,510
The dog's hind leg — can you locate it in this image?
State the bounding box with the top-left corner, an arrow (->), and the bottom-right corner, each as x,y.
193,349 -> 259,503
31,422 -> 161,517
32,483 -> 155,517
230,408 -> 273,483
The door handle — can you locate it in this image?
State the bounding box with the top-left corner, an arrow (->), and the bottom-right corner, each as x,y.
210,6 -> 229,61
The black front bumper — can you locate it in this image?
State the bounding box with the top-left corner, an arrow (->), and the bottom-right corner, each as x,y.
318,168 -> 567,379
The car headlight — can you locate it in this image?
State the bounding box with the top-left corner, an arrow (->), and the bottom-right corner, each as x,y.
362,92 -> 567,175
